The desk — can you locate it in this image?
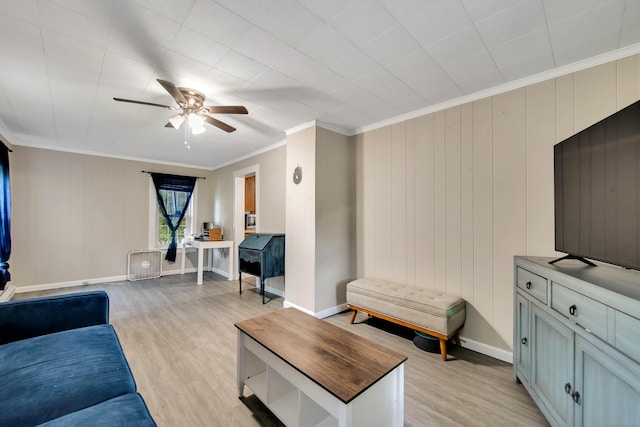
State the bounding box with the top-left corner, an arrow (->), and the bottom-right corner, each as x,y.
180,240 -> 234,285
236,308 -> 406,427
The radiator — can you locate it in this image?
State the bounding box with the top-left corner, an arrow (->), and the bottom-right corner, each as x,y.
127,250 -> 162,281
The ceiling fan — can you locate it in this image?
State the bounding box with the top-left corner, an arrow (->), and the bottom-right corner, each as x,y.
113,79 -> 248,134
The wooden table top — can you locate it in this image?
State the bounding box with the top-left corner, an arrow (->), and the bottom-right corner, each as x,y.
235,308 -> 407,403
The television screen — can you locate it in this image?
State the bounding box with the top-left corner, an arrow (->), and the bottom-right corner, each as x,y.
554,99 -> 640,270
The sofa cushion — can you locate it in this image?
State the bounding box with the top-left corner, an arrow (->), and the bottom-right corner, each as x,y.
37,393 -> 156,427
0,291 -> 109,345
0,324 -> 136,426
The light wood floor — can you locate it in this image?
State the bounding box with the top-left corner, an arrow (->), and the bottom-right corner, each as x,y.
16,273 -> 549,427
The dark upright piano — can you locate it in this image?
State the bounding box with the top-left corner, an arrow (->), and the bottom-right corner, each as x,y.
238,233 -> 285,304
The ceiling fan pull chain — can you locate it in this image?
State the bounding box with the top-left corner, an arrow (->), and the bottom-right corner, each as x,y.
184,116 -> 190,150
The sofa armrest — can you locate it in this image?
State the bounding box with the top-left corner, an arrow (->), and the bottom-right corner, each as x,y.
0,290 -> 109,344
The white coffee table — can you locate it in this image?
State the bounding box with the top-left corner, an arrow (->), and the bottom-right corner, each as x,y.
236,308 -> 406,427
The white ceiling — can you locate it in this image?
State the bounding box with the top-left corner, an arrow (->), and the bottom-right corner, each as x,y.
0,0 -> 639,169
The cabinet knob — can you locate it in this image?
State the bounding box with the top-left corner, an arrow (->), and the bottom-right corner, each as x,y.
572,391 -> 581,405
569,304 -> 578,316
521,337 -> 528,346
525,281 -> 532,289
564,382 -> 572,394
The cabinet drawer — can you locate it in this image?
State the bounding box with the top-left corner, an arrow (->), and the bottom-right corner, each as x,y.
551,283 -> 608,340
516,267 -> 548,303
614,311 -> 640,364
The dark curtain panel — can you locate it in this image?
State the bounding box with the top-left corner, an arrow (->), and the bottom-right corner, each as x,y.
0,144 -> 10,290
151,173 -> 196,263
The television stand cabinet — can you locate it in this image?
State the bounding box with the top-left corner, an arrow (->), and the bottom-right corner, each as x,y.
235,308 -> 407,427
514,256 -> 640,427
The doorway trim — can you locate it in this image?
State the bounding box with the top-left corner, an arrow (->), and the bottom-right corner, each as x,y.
233,164 -> 259,279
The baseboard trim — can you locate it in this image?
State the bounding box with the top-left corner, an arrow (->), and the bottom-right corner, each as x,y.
164,268 -> 197,275
282,300 -> 348,319
459,336 -> 513,364
13,275 -> 128,294
283,300 -> 313,316
0,284 -> 16,302
8,268 -> 225,296
315,303 -> 348,319
9,268 -> 227,295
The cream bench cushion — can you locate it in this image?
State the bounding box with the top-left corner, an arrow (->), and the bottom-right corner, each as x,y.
346,278 -> 466,360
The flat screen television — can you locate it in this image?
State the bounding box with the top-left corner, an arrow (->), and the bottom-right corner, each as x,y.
553,99 -> 640,270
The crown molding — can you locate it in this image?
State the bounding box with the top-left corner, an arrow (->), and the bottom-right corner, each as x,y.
211,138 -> 287,170
355,43 -> 640,135
285,119 -> 351,136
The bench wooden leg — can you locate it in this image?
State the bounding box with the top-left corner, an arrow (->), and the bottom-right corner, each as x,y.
454,331 -> 462,348
439,339 -> 448,361
350,309 -> 358,324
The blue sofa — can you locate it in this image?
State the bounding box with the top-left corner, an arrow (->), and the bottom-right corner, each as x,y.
0,291 -> 156,426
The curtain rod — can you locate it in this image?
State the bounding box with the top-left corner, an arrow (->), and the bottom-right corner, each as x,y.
0,141 -> 12,153
141,170 -> 206,180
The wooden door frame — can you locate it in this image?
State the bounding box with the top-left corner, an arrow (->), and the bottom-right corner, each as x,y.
233,164 -> 259,279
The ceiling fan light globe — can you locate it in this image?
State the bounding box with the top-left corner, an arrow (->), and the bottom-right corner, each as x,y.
168,114 -> 185,129
191,124 -> 206,135
188,113 -> 203,127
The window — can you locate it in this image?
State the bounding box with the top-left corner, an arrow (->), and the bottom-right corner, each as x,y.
149,179 -> 197,249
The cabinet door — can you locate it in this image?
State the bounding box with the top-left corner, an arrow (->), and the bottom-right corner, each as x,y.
245,176 -> 255,213
574,335 -> 640,427
531,306 -> 574,427
515,293 -> 531,384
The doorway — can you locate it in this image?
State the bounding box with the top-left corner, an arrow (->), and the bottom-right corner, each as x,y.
233,164 -> 259,279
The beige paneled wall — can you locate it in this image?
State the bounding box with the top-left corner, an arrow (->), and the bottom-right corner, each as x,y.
314,127 -> 355,312
356,55 -> 640,352
209,145 -> 286,238
285,127 -> 316,310
11,146 -> 212,287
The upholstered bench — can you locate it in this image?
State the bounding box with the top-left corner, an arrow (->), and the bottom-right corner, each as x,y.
346,278 -> 466,361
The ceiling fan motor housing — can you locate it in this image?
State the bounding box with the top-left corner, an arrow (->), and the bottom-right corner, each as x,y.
179,87 -> 206,113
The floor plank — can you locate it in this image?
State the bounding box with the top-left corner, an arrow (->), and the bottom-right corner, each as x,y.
14,273 -> 548,427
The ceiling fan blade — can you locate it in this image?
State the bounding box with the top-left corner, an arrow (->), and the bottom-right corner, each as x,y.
203,106 -> 248,114
113,97 -> 176,109
202,115 -> 236,133
157,79 -> 187,106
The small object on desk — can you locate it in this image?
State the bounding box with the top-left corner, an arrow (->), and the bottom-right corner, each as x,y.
204,226 -> 222,241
